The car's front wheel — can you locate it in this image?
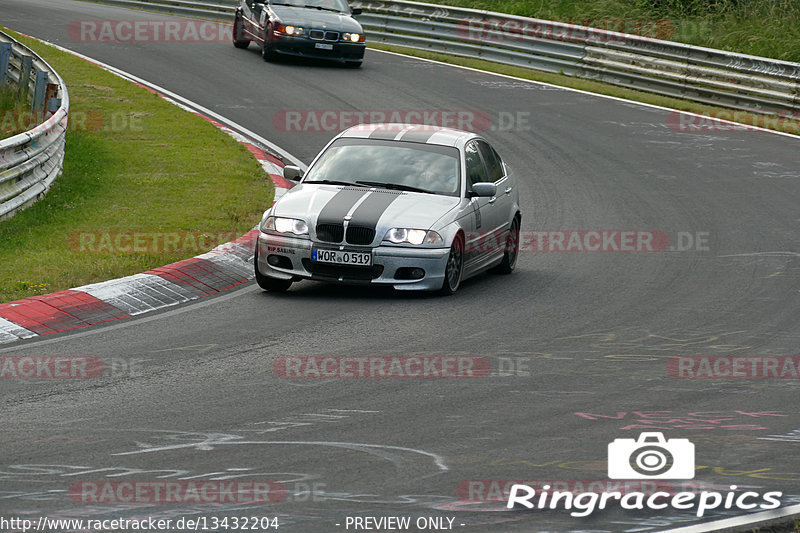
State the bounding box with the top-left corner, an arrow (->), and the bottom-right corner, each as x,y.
232,12 -> 250,49
492,216 -> 520,275
262,27 -> 278,61
254,249 -> 292,292
439,234 -> 464,295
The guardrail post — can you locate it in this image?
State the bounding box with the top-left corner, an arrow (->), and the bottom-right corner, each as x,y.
0,42 -> 11,85
45,83 -> 59,119
32,70 -> 49,112
18,55 -> 33,100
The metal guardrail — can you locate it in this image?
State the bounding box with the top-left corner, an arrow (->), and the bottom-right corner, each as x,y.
350,0 -> 800,114
0,31 -> 69,221
76,0 -> 800,115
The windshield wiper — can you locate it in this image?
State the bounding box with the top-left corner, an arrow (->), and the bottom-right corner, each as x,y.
302,4 -> 341,10
355,181 -> 433,194
303,179 -> 365,187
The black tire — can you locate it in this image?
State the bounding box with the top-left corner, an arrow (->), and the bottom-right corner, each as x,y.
439,234 -> 464,295
262,27 -> 278,61
232,12 -> 250,49
492,216 -> 520,275
254,248 -> 292,292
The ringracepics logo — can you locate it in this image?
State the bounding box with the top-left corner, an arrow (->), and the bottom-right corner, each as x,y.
608,432 -> 694,479
507,432 -> 782,517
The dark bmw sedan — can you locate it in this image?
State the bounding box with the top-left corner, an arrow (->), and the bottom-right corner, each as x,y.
233,0 -> 366,67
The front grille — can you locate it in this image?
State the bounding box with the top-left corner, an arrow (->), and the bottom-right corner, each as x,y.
302,259 -> 383,281
309,29 -> 339,41
346,226 -> 375,245
316,223 -> 344,243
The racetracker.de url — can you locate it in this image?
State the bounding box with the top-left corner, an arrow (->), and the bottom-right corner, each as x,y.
0,516 -> 280,532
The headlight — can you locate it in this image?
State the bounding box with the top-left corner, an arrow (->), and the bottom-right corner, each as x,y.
343,32 -> 363,43
261,216 -> 309,236
384,228 -> 443,245
276,24 -> 303,35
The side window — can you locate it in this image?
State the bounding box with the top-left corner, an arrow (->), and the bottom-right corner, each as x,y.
465,141 -> 489,189
477,141 -> 504,182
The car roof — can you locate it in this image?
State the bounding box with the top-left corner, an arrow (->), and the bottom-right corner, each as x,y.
338,123 -> 475,148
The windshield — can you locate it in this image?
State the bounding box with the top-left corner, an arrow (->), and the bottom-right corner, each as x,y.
303,138 -> 461,196
270,0 -> 350,11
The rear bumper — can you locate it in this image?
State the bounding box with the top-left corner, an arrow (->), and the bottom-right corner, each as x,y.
256,232 -> 449,291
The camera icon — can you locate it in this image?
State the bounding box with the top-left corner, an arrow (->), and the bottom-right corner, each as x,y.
608,432 -> 695,479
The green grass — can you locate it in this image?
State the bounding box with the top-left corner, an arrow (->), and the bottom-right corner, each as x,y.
416,0 -> 800,62
0,29 -> 273,303
0,85 -> 30,139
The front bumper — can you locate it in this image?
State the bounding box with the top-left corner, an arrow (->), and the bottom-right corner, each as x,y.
256,232 -> 449,291
272,36 -> 365,62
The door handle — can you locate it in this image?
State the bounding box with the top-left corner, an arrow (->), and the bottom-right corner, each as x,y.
504,186 -> 512,194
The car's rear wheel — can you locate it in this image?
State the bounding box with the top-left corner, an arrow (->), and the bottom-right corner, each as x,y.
232,12 -> 250,49
439,234 -> 464,295
492,216 -> 520,275
254,248 -> 292,292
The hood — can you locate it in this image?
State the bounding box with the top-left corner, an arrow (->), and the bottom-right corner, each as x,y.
273,184 -> 460,243
270,6 -> 362,32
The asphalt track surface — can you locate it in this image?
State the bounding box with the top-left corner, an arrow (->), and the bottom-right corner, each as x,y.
1,1 -> 800,531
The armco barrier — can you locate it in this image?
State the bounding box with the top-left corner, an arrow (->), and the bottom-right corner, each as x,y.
0,31 -> 69,220
84,0 -> 800,116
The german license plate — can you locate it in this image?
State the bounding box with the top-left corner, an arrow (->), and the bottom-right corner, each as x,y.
312,249 -> 371,266
315,43 -> 334,50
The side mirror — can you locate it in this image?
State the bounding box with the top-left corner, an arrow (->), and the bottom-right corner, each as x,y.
470,182 -> 497,198
351,7 -> 362,14
283,165 -> 304,181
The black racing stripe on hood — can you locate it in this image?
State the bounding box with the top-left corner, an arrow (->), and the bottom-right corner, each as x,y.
347,191 -> 403,231
368,128 -> 400,140
316,188 -> 369,225
398,128 -> 436,144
